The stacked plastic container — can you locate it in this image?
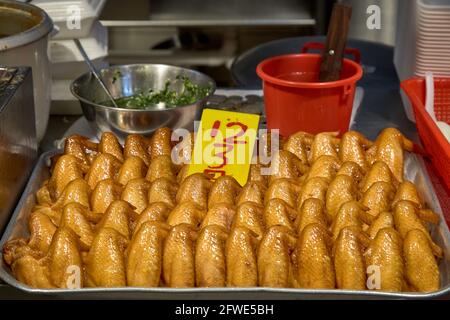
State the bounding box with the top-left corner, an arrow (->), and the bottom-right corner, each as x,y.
395,0 -> 450,121
33,0 -> 108,114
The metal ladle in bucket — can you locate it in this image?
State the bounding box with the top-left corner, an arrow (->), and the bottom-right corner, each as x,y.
73,38 -> 119,108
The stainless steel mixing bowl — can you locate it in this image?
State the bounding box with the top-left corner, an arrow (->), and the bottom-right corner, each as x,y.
71,64 -> 216,142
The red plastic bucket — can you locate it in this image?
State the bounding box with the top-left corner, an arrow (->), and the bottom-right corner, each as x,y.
257,49 -> 363,137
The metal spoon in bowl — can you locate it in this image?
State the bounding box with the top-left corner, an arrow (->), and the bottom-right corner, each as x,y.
73,38 -> 119,108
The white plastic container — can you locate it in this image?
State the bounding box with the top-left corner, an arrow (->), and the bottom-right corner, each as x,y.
33,0 -> 106,40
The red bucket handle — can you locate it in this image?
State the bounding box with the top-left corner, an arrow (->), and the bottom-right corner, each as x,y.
301,42 -> 361,64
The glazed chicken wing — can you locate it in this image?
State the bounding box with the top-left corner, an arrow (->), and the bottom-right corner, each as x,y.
361,161 -> 397,193
134,202 -> 171,233
304,155 -> 341,183
27,211 -> 57,254
126,221 -> 169,287
90,178 -> 123,215
59,203 -> 94,250
200,203 -> 236,231
330,200 -> 374,241
361,181 -> 395,217
232,202 -> 265,240
297,177 -> 329,210
257,226 -> 297,287
85,228 -> 128,287
147,177 -> 178,208
295,223 -> 335,289
326,175 -> 357,222
52,178 -> 91,210
208,176 -> 242,208
268,150 -> 308,183
367,211 -> 394,239
339,131 -> 372,172
124,134 -> 152,166
295,198 -> 327,234
263,198 -> 297,232
282,131 -> 314,165
264,178 -> 301,209
163,224 -> 197,287
167,201 -> 206,227
47,227 -> 83,288
146,155 -> 176,183
336,161 -> 364,185
195,225 -> 228,287
48,155 -> 85,200
226,226 -> 259,287
176,173 -> 212,210
309,132 -> 340,164
64,135 -> 98,167
85,153 -> 122,190
403,229 -> 440,292
366,128 -> 414,182
149,127 -> 173,159
365,227 -> 404,292
121,178 -> 151,214
96,200 -> 136,239
333,227 -> 366,290
117,156 -> 147,186
236,181 -> 266,206
99,132 -> 124,162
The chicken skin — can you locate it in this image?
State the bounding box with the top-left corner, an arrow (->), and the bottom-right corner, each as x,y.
393,200 -> 442,257
126,221 -> 169,287
134,202 -> 171,233
333,227 -> 366,290
149,127 -> 173,159
366,128 -> 414,182
339,131 -> 372,172
90,179 -> 123,215
304,155 -> 341,183
268,150 -> 308,183
295,223 -> 335,289
257,226 -> 296,287
283,131 -> 314,165
232,202 -> 265,240
64,135 -> 98,167
326,175 -> 357,222
360,161 -> 397,193
176,173 -> 212,210
27,211 -> 57,254
361,181 -> 395,217
85,227 -> 128,287
330,200 -> 374,241
295,198 -> 327,234
367,211 -> 394,239
297,177 -> 329,210
236,181 -> 266,206
265,178 -> 301,209
163,224 -> 197,287
11,255 -> 53,289
365,227 -> 404,292
117,156 -> 147,186
248,163 -> 269,186
195,225 -> 228,287
85,153 -> 122,190
208,176 -> 242,208
52,178 -> 91,210
309,132 -> 340,163
200,203 -> 236,231
124,134 -> 152,166
47,227 -> 83,288
263,198 -> 297,232
336,161 -> 364,185
121,178 -> 151,214
99,132 -> 124,162
147,178 -> 178,208
59,203 -> 94,250
403,229 -> 440,292
96,200 -> 136,239
226,226 -> 259,287
48,155 -> 85,200
167,201 -> 206,227
146,155 -> 176,183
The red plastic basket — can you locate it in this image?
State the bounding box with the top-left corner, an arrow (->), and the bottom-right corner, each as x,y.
401,77 -> 450,192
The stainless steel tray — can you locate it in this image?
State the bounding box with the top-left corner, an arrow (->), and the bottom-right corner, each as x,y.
0,150 -> 449,299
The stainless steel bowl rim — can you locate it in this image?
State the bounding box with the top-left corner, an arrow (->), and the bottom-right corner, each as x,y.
0,0 -> 53,51
70,63 -> 217,112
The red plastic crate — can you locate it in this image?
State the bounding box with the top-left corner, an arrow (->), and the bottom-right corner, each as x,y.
401,77 -> 450,193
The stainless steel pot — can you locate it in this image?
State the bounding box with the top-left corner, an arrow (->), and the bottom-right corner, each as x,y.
71,64 -> 216,142
0,0 -> 53,142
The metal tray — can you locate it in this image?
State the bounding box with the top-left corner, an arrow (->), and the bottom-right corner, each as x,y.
0,150 -> 449,299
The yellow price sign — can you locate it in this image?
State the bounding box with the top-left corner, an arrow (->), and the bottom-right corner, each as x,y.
187,109 -> 260,186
